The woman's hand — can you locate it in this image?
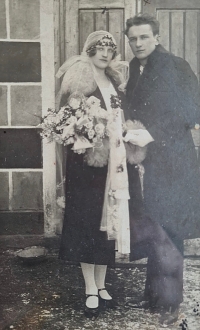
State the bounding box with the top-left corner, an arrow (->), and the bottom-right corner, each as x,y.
123,129 -> 154,147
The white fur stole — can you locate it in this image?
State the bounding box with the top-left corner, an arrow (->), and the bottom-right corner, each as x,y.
84,138 -> 109,167
83,120 -> 147,167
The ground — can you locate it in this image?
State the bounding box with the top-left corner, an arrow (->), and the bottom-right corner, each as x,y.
0,238 -> 200,330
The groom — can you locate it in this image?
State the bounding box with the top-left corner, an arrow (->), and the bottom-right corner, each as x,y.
124,13 -> 200,325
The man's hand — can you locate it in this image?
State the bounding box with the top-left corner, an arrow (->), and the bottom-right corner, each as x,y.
123,129 -> 154,147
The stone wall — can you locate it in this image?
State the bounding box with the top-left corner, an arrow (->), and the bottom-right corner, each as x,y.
0,0 -> 44,235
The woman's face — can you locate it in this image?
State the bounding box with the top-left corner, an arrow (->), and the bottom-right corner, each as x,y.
90,39 -> 115,70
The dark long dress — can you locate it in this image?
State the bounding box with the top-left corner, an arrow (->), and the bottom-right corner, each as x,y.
126,45 -> 200,310
59,80 -> 128,265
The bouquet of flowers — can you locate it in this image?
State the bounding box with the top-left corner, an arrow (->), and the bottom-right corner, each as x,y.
38,93 -> 113,155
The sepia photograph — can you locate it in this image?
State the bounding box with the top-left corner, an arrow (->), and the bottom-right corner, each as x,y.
0,0 -> 200,329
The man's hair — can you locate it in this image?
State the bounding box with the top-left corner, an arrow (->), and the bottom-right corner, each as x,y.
125,13 -> 160,36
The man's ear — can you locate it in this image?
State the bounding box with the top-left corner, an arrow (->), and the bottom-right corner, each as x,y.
155,34 -> 160,45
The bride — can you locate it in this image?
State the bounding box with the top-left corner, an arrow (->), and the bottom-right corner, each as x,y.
56,30 -> 143,319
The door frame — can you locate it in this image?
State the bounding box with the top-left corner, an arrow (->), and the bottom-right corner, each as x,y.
41,0 -> 57,235
143,0 -> 200,15
63,0 -> 141,63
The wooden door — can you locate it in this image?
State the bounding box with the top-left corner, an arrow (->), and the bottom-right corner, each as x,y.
143,0 -> 200,80
59,0 -> 137,66
54,0 -> 138,233
143,0 -> 200,153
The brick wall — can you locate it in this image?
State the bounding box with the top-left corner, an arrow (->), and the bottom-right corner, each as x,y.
0,0 -> 44,235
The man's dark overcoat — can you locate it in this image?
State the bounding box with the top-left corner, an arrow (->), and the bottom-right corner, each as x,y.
126,45 -> 200,242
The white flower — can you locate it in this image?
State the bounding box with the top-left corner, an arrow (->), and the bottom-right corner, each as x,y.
86,121 -> 93,129
45,114 -> 57,125
86,96 -> 101,107
98,108 -> 108,119
56,112 -> 65,124
75,109 -> 83,118
68,98 -> 81,109
88,129 -> 95,139
59,106 -> 67,113
94,123 -> 105,136
66,116 -> 77,124
87,105 -> 108,119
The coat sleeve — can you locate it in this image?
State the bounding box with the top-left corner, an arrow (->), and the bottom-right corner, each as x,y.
171,57 -> 200,128
143,57 -> 200,142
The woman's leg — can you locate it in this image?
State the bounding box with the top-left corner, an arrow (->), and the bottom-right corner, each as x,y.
94,265 -> 112,300
80,262 -> 98,308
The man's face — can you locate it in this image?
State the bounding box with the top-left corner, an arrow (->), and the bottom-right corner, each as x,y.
127,24 -> 159,64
